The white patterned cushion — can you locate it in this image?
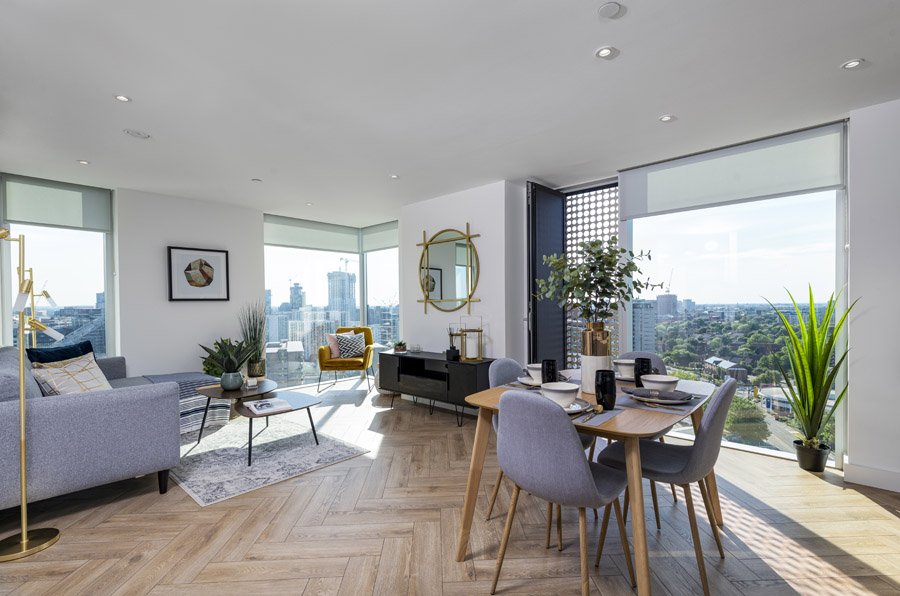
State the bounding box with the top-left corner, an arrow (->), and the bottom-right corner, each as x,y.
336,333 -> 365,358
31,352 -> 112,396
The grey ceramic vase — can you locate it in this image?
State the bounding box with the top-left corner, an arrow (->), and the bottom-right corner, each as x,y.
220,372 -> 244,391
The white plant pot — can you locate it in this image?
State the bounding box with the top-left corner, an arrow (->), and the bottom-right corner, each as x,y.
581,354 -> 612,394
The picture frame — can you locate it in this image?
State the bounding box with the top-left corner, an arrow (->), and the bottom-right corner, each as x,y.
421,267 -> 442,300
167,246 -> 230,301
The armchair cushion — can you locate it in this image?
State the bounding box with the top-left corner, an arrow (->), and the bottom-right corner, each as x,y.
321,357 -> 366,370
336,333 -> 366,358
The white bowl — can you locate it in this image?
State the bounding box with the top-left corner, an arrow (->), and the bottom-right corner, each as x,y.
541,382 -> 579,408
613,359 -> 635,378
640,374 -> 678,392
526,363 -> 543,382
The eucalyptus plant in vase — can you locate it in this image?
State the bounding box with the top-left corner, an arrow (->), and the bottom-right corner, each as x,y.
536,236 -> 658,393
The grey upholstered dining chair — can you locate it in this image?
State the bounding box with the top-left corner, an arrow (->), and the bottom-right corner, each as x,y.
596,377 -> 738,596
618,350 -> 677,528
485,358 -> 597,553
492,390 -> 634,596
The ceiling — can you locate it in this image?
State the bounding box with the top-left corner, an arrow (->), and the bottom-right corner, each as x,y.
2,1 -> 899,227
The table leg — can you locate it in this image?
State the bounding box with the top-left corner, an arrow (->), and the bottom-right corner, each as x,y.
624,437 -> 651,595
196,397 -> 212,444
455,407 -> 492,562
307,408 -> 319,445
691,409 -> 724,526
248,417 -> 253,466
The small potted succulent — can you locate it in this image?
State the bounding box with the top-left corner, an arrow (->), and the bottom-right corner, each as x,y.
200,338 -> 256,390
393,340 -> 407,353
768,287 -> 856,472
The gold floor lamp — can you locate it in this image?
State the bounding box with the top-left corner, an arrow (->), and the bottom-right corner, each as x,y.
0,226 -> 60,561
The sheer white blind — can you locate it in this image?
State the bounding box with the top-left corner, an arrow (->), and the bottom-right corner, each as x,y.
619,123 -> 845,220
361,221 -> 398,252
1,174 -> 113,232
263,215 -> 360,253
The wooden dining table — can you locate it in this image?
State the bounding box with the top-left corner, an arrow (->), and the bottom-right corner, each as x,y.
455,378 -> 719,596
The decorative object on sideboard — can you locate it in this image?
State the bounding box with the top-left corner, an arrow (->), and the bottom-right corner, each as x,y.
535,235 -> 659,394
767,287 -> 856,473
417,223 -> 481,313
393,340 -> 407,353
199,338 -> 255,391
0,226 -> 61,562
459,315 -> 484,361
168,246 -> 230,301
239,300 -> 267,377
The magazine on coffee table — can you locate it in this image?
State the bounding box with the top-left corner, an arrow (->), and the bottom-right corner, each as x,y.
245,398 -> 292,415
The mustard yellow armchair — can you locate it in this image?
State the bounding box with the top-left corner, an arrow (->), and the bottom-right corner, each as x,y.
317,326 -> 375,392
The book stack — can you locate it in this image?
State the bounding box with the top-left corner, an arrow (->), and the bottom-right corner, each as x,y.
246,398 -> 292,415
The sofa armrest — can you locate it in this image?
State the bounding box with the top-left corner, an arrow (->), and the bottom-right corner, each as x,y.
96,356 -> 127,380
0,382 -> 180,509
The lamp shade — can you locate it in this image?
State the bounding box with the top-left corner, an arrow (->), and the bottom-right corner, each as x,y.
28,319 -> 64,341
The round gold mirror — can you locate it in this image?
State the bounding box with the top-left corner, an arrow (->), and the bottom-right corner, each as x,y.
418,227 -> 480,313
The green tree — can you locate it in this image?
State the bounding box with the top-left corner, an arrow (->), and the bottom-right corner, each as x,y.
725,396 -> 771,446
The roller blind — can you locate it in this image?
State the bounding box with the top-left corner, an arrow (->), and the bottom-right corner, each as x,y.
264,214 -> 360,253
619,122 -> 845,220
1,174 -> 112,232
361,220 -> 398,252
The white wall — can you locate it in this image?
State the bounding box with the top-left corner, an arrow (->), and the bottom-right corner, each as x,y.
115,189 -> 264,376
845,98 -> 900,491
399,181 -> 527,362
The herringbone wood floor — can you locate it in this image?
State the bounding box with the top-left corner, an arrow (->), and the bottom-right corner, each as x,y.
2,380 -> 900,595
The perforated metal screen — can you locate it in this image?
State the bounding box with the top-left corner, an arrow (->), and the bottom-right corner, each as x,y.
564,184 -> 620,369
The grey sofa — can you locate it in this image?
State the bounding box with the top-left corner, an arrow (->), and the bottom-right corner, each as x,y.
0,346 -> 180,511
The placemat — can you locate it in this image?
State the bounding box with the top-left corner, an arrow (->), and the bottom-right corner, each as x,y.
573,407 -> 624,427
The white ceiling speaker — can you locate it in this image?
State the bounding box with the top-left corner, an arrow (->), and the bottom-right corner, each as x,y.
598,2 -> 623,19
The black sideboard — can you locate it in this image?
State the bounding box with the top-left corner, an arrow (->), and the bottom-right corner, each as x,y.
379,350 -> 494,425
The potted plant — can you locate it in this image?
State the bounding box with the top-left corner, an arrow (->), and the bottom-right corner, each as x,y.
536,236 -> 658,392
767,287 -> 856,472
393,340 -> 407,353
200,338 -> 256,390
239,300 -> 267,377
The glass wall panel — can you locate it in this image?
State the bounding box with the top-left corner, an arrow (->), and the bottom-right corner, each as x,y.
365,247 -> 400,347
631,191 -> 838,456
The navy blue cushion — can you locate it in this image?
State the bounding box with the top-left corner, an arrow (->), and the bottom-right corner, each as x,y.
25,341 -> 93,364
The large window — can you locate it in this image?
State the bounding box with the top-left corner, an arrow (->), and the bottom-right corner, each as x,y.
264,246 -> 361,388
632,191 -> 840,457
2,175 -> 112,356
365,247 -> 400,346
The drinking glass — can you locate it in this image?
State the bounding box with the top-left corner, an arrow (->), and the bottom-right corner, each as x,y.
595,369 -> 617,410
541,359 -> 558,384
634,357 -> 652,388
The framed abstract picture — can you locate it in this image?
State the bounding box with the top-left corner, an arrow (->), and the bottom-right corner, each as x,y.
167,246 -> 230,301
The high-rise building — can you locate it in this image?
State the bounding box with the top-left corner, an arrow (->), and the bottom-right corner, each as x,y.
327,271 -> 357,326
96,292 -> 105,310
683,298 -> 696,314
289,283 -> 306,310
264,289 -> 272,314
632,300 -> 657,352
656,293 -> 678,319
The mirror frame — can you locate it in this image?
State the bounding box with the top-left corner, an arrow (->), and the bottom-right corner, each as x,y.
417,223 -> 481,313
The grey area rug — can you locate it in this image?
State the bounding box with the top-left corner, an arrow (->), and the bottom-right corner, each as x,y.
172,414 -> 368,506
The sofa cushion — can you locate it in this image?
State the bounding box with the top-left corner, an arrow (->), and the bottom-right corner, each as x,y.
108,376 -> 153,389
0,346 -> 42,402
25,340 -> 94,364
31,353 -> 113,396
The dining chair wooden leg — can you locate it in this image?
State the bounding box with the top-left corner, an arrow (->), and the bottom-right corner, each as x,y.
613,497 -> 636,589
545,502 -> 553,549
698,479 -> 725,559
649,481 -> 661,530
682,484 -> 710,596
587,437 -> 597,462
556,503 -> 563,551
622,486 -> 629,523
491,484 -> 521,595
594,503 -> 612,567
705,471 -> 724,526
578,508 -> 590,596
486,470 -> 504,520
658,436 -> 678,503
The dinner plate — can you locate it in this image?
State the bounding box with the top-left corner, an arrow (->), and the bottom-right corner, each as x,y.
517,376 -> 541,387
563,398 -> 592,414
631,392 -> 694,405
615,375 -> 635,382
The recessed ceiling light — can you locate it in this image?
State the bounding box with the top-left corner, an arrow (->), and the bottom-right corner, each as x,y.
77,160 -> 90,165
390,174 -> 400,179
597,2 -> 623,19
841,58 -> 865,70
114,95 -> 132,102
123,128 -> 151,139
595,46 -> 616,59
658,114 -> 676,123
306,202 -> 314,206
251,178 -> 263,183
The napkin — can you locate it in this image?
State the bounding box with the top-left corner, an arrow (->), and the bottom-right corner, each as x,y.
629,388 -> 693,401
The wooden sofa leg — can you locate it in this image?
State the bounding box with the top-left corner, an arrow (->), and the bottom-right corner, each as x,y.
158,470 -> 170,494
